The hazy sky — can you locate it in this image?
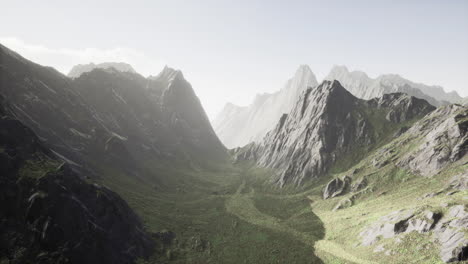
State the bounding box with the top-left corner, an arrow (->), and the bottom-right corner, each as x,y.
1,0 -> 467,118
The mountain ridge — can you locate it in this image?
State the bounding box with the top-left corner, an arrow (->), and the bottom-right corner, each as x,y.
234,80 -> 436,186
213,65 -> 318,148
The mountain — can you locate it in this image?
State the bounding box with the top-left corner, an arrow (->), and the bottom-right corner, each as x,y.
0,43 -> 226,177
235,80 -> 436,186
0,42 -> 229,263
213,65 -> 318,148
325,65 -> 462,106
232,80 -> 467,263
0,97 -> 154,264
68,62 -> 136,78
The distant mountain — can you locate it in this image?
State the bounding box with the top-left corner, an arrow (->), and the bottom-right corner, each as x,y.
213,65 -> 318,148
68,62 -> 136,78
235,80 -> 436,186
325,65 -> 462,106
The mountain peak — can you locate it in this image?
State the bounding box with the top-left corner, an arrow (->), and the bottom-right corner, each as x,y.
156,65 -> 184,81
68,62 -> 136,78
291,64 -> 318,88
239,79 -> 435,186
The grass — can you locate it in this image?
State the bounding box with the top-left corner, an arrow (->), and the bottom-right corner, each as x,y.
92,148 -> 468,264
84,107 -> 467,264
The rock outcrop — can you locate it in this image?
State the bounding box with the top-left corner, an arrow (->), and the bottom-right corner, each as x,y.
360,206 -> 467,263
238,80 -> 435,186
213,65 -> 318,148
323,176 -> 351,199
397,105 -> 467,177
434,205 -> 468,262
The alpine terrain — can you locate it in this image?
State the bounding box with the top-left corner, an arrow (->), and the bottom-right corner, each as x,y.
0,43 -> 467,264
213,65 -> 318,148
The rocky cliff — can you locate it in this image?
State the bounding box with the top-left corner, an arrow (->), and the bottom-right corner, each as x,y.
0,98 -> 154,264
236,80 -> 435,186
0,43 -> 226,175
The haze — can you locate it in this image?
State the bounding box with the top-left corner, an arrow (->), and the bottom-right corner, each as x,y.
1,0 -> 467,118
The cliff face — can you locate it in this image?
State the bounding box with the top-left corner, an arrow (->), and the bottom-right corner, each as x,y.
0,99 -> 154,264
236,80 -> 435,186
213,65 -> 318,148
0,44 -> 226,175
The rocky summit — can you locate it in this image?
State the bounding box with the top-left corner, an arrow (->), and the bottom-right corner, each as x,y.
68,62 -> 136,78
213,65 -> 318,148
235,80 -> 435,186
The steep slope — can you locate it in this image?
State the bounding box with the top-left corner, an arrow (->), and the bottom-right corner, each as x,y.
213,65 -> 318,148
0,43 -> 226,176
0,97 -> 154,264
68,62 -> 136,78
236,80 -> 435,186
325,65 -> 462,106
311,104 -> 467,263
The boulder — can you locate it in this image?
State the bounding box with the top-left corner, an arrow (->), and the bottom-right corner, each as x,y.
434,205 -> 468,263
323,176 -> 351,199
359,210 -> 415,246
351,177 -> 367,192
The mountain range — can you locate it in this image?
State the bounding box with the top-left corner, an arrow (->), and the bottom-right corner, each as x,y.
0,43 -> 466,264
215,64 -> 464,149
213,65 -> 318,148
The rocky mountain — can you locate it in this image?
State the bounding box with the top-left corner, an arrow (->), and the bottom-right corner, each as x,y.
0,43 -> 226,177
213,65 -> 318,148
235,80 -> 436,186
320,103 -> 467,263
68,62 -> 136,78
0,97 -> 154,264
325,65 -> 462,106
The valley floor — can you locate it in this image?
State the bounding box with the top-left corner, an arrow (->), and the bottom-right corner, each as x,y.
98,159 -> 467,264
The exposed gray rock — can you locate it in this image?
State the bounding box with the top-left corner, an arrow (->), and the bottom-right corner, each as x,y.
449,172 -> 468,191
397,105 -> 467,177
0,110 -> 154,264
361,206 -> 467,263
434,205 -> 468,263
323,176 -> 351,199
238,80 -> 434,186
0,44 -> 227,175
359,209 -> 415,246
406,211 -> 442,233
351,177 -> 367,192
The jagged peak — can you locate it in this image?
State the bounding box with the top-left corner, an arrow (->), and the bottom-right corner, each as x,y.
154,65 -> 184,82
295,64 -> 313,76
327,65 -> 369,80
68,62 -> 136,78
292,64 -> 318,85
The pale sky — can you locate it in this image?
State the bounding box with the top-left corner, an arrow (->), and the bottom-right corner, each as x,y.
1,0 -> 467,118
